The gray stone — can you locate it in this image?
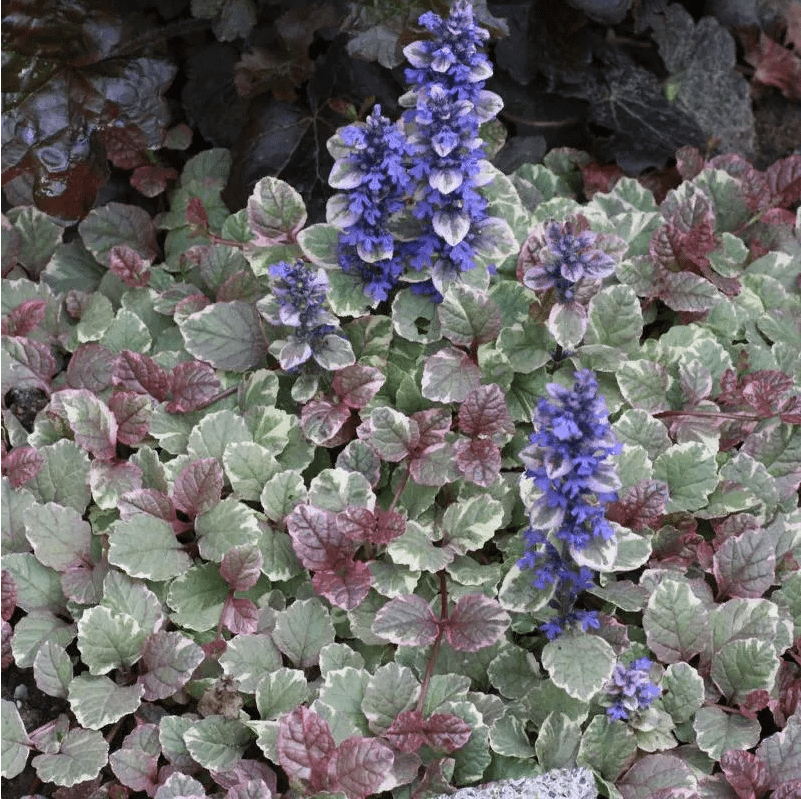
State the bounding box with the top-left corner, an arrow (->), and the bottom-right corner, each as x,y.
434,768 -> 597,799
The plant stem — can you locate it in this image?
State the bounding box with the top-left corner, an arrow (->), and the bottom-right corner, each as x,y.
417,571 -> 449,713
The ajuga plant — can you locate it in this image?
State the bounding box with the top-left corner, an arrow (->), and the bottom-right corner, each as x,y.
3,1 -> 801,798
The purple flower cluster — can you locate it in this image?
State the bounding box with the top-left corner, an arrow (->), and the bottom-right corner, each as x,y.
605,658 -> 661,721
520,220 -> 617,302
518,369 -> 621,639
328,106 -> 414,302
399,0 -> 503,297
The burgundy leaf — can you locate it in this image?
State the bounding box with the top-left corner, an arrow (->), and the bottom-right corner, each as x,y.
286,504 -> 355,572
301,398 -> 352,446
779,395 -> 801,425
211,760 -> 278,794
167,361 -> 222,413
108,391 -> 152,446
740,371 -> 795,416
383,710 -> 427,753
313,560 -> 372,611
118,489 -> 182,530
1,619 -> 12,668
277,706 -> 335,791
332,365 -> 386,409
675,146 -> 705,181
64,290 -> 91,320
1,299 -> 47,336
746,33 -> 801,101
109,244 -> 151,288
720,750 -> 770,799
454,437 -> 501,488
765,154 -> 801,208
130,164 -> 178,198
113,350 -> 170,401
2,445 -> 45,487
222,597 -> 259,635
327,736 -> 394,799
444,593 -> 510,652
101,125 -> 148,169
708,154 -> 772,213
773,783 -> 801,799
172,458 -> 224,517
422,713 -> 472,753
411,407 -> 453,450
2,571 -> 17,622
220,545 -> 264,592
372,594 -> 440,647
66,343 -> 117,392
186,197 -> 210,229
607,480 -> 669,531
337,507 -> 407,545
174,292 -> 210,319
3,336 -> 57,389
458,384 -> 513,439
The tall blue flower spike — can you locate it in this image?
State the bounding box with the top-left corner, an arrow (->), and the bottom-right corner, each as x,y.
518,369 -> 621,639
400,0 -> 503,299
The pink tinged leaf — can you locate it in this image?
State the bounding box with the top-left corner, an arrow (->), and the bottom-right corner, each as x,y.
328,736 -> 394,799
675,146 -> 706,180
746,33 -> 801,101
90,460 -> 143,503
312,560 -> 372,611
720,750 -> 770,799
422,713 -> 472,753
765,154 -> 801,208
2,446 -> 45,487
779,395 -> 801,425
108,727 -> 160,794
444,594 -> 510,652
108,391 -> 152,446
372,594 -> 440,647
3,336 -> 58,389
454,438 -> 501,488
217,270 -> 263,303
113,350 -> 170,400
222,597 -> 259,635
332,365 -> 386,408
607,479 -> 669,531
664,192 -> 717,267
220,545 -> 264,592
383,710 -> 427,753
186,197 -> 210,228
2,299 -> 47,336
223,778 -> 273,799
773,783 -> 801,799
338,507 -> 407,545
1,619 -> 13,668
48,388 -> 118,460
167,360 -> 222,413
174,292 -> 210,320
130,165 -> 178,198
141,632 -> 212,706
712,529 -> 776,599
277,706 -> 336,790
172,458 -> 224,517
458,383 -> 513,438
66,344 -> 117,392
61,560 -> 108,605
118,489 -> 182,530
411,407 -> 453,449
2,571 -> 18,621
301,398 -> 352,446
286,504 -> 356,572
108,244 -> 151,288
740,371 -> 795,416
211,759 -> 278,794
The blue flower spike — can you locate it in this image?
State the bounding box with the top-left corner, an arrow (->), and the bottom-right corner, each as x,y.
605,657 -> 662,721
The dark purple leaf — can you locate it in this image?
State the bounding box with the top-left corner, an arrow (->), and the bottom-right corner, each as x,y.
411,407 -> 453,449
66,344 -> 117,392
108,244 -> 150,288
101,125 -> 148,170
312,560 -> 372,611
113,350 -> 170,401
301,398 -> 352,446
332,365 -> 386,409
720,750 -> 770,799
172,458 -> 224,518
2,571 -> 18,622
222,597 -> 259,635
372,595 -> 440,647
458,384 -> 513,439
277,706 -> 335,791
108,391 -> 151,446
130,165 -> 178,198
167,361 -> 222,413
740,371 -> 795,416
286,504 -> 355,572
220,545 -> 263,592
422,713 -> 472,753
444,594 -> 510,652
337,507 -> 407,545
764,154 -> 801,208
383,710 -> 426,753
2,445 -> 45,487
454,437 -> 501,488
607,480 -> 669,531
328,736 -> 394,799
1,299 -> 47,337
186,197 -> 210,229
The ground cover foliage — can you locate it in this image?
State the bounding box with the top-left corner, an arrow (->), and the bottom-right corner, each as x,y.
2,1 -> 801,798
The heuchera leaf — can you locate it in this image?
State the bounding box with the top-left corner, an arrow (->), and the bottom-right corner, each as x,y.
327,735 -> 394,799
172,458 -> 224,518
113,350 -> 170,400
332,364 -> 386,408
444,593 -> 510,652
277,706 -> 335,791
2,446 -> 45,487
167,360 -> 222,413
371,594 -> 440,647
